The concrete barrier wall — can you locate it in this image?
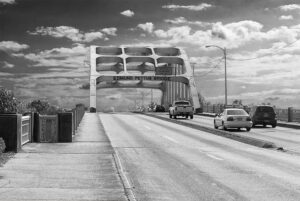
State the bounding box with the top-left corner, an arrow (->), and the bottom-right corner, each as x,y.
0,114 -> 22,152
0,105 -> 85,150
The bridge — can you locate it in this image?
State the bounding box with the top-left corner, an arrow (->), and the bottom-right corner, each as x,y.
89,46 -> 201,112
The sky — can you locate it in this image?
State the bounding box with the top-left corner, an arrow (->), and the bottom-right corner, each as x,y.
1,0 -> 300,110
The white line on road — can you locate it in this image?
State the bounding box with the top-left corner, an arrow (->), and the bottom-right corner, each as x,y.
163,135 -> 179,144
206,154 -> 224,161
144,125 -> 152,130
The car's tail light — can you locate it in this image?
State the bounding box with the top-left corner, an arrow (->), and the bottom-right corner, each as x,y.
246,117 -> 251,121
227,117 -> 234,121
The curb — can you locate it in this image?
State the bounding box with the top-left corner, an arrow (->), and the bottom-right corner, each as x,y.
277,122 -> 300,129
143,113 -> 277,149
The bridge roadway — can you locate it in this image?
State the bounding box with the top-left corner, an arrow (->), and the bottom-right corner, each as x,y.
151,113 -> 300,154
100,112 -> 300,201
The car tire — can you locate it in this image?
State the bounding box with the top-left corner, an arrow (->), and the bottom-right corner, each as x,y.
272,124 -> 276,128
185,115 -> 188,119
169,114 -> 172,118
174,115 -> 177,119
222,121 -> 227,131
190,115 -> 193,119
214,120 -> 218,129
263,123 -> 266,128
246,127 -> 251,131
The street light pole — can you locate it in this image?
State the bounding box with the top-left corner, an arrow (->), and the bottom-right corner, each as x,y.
205,45 -> 228,106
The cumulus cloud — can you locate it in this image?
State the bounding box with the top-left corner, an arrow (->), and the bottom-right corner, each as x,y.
1,61 -> 14,68
162,3 -> 213,11
154,20 -> 300,49
165,17 -> 212,27
101,27 -> 117,36
0,0 -> 15,4
279,4 -> 300,11
137,22 -> 154,33
27,26 -> 117,42
0,41 -> 29,52
12,44 -> 88,67
279,15 -> 293,20
120,10 -> 135,17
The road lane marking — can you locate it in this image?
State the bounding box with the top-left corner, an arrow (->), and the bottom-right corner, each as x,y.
163,136 -> 179,144
206,154 -> 224,161
144,125 -> 152,130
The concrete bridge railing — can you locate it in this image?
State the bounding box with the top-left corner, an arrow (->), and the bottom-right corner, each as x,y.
0,104 -> 86,152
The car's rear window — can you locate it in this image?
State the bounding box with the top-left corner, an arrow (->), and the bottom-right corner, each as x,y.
256,106 -> 275,113
175,101 -> 189,105
227,110 -> 247,115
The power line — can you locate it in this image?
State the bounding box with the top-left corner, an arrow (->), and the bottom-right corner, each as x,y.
194,57 -> 224,77
227,38 -> 300,61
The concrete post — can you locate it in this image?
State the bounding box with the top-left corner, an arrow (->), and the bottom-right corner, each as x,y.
0,114 -> 22,152
288,107 -> 294,122
58,112 -> 73,142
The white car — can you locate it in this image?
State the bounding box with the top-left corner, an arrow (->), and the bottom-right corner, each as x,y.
214,108 -> 252,131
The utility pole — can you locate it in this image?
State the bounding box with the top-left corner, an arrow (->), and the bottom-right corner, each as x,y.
205,45 -> 228,106
151,89 -> 153,104
191,62 -> 195,76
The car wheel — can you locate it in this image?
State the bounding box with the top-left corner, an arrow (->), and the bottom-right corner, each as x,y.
272,124 -> 277,128
222,121 -> 227,131
190,115 -> 193,119
263,123 -> 266,128
214,120 -> 218,129
174,115 -> 177,119
246,127 -> 251,131
169,114 -> 172,118
185,115 -> 188,119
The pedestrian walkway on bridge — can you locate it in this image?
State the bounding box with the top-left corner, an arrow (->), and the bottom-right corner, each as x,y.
0,113 -> 128,201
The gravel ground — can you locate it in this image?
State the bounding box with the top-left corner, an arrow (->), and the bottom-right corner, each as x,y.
0,152 -> 15,167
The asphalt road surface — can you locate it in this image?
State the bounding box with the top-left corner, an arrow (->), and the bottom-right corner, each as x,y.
153,113 -> 300,154
100,112 -> 300,201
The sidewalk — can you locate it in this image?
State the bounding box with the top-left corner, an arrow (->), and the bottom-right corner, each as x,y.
0,113 -> 127,201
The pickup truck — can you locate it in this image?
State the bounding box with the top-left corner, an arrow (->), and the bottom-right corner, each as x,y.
169,100 -> 194,119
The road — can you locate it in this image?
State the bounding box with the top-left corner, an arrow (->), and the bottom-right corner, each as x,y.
100,112 -> 300,201
152,113 -> 300,153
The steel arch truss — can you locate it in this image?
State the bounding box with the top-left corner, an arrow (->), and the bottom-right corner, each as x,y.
89,46 -> 200,111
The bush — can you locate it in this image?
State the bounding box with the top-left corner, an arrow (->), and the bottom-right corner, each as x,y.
0,138 -> 5,153
0,88 -> 18,113
27,99 -> 50,114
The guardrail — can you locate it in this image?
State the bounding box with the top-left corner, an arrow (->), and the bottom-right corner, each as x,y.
21,116 -> 31,145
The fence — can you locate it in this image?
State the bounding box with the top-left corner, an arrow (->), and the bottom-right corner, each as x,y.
21,116 -> 31,145
202,104 -> 300,123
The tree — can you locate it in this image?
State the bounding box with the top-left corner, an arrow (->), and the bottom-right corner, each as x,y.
0,88 -> 18,113
27,99 -> 50,114
232,99 -> 242,106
